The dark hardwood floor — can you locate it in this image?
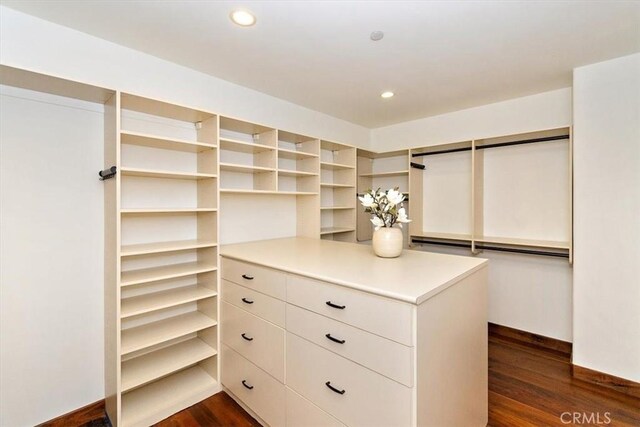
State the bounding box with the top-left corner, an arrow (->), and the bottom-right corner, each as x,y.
49,335 -> 640,427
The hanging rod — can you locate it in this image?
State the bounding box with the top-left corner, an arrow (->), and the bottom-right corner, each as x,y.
99,166 -> 117,181
475,134 -> 569,151
411,238 -> 569,258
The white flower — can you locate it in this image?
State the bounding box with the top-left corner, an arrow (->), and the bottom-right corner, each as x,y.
371,216 -> 385,231
386,189 -> 405,206
358,193 -> 375,207
397,207 -> 411,224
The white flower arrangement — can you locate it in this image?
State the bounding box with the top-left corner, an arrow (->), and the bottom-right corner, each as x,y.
359,187 -> 411,231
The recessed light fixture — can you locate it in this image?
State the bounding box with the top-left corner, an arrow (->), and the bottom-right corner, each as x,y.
381,91 -> 394,99
230,9 -> 256,27
370,31 -> 384,41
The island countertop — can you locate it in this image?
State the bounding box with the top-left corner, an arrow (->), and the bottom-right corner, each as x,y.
220,237 -> 488,304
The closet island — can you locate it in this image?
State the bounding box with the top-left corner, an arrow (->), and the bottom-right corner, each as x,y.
220,237 -> 489,427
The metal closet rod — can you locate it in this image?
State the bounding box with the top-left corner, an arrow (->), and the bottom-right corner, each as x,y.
411,134 -> 569,158
411,238 -> 569,258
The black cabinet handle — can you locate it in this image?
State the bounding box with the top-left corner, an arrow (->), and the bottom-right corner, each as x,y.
241,333 -> 254,341
242,274 -> 254,280
325,381 -> 345,395
325,333 -> 346,344
242,380 -> 254,390
242,297 -> 254,304
326,301 -> 346,310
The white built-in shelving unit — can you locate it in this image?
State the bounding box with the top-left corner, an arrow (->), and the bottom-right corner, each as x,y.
320,140 -> 357,241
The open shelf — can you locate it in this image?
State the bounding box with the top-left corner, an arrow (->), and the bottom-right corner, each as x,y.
411,232 -> 472,242
358,170 -> 409,178
474,235 -> 570,250
321,161 -> 355,170
321,182 -> 354,188
219,163 -> 275,173
320,227 -> 356,235
220,138 -> 275,154
121,285 -> 217,318
321,206 -> 354,210
121,311 -> 216,356
278,169 -> 317,177
121,261 -> 217,287
121,239 -> 217,257
121,338 -> 217,393
121,366 -> 218,427
121,131 -> 216,153
120,167 -> 217,180
120,208 -> 217,215
219,189 -> 317,196
278,147 -> 318,160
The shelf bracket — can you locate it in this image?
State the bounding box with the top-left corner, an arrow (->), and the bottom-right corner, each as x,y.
99,166 -> 117,181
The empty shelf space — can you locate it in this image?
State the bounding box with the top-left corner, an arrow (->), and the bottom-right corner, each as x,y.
120,167 -> 217,180
121,338 -> 217,392
219,163 -> 275,173
321,227 -> 355,235
121,285 -> 218,318
120,208 -> 217,215
411,232 -> 472,242
220,189 -> 316,196
121,311 -> 217,356
121,261 -> 217,287
320,161 -> 355,170
121,365 -> 218,427
278,147 -> 318,159
121,131 -> 216,153
121,239 -> 217,257
474,236 -> 570,250
320,206 -> 354,210
277,169 -> 318,177
219,138 -> 275,153
321,182 -> 354,188
358,170 -> 409,177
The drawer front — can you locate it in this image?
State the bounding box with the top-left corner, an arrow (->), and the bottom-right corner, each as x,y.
286,304 -> 414,387
221,301 -> 285,382
286,333 -> 412,427
222,258 -> 286,300
222,345 -> 285,427
222,279 -> 285,328
287,274 -> 414,346
286,386 -> 345,427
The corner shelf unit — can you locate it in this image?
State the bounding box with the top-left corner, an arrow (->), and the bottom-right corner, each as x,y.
108,93 -> 220,427
409,128 -> 573,261
356,149 -> 410,242
320,140 -> 357,241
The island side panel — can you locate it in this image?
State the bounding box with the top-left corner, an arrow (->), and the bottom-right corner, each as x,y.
416,266 -> 488,427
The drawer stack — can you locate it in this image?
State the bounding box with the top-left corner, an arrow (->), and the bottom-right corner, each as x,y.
221,258 -> 286,427
221,257 -> 415,427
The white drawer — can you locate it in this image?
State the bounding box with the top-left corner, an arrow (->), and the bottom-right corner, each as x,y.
287,274 -> 414,346
286,386 -> 345,427
221,301 -> 285,382
286,304 -> 414,387
286,332 -> 412,427
222,344 -> 285,427
222,258 -> 286,300
222,279 -> 285,328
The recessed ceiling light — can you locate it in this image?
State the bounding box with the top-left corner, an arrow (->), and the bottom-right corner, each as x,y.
230,9 -> 256,27
381,91 -> 394,99
370,31 -> 384,41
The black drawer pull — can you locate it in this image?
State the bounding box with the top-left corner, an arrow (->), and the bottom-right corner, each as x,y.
242,274 -> 254,280
242,297 -> 254,304
242,380 -> 254,390
325,381 -> 345,395
326,301 -> 346,310
325,333 -> 346,344
241,333 -> 254,341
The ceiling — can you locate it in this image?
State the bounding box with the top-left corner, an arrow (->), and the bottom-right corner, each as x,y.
2,1 -> 639,128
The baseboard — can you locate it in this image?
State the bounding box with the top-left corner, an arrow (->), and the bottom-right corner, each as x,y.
37,399 -> 105,427
488,322 -> 572,359
572,364 -> 640,399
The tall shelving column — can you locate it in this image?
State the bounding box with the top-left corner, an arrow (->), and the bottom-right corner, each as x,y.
108,93 -> 220,427
320,140 -> 357,242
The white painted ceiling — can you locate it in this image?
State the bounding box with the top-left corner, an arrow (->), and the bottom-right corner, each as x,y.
2,0 -> 639,127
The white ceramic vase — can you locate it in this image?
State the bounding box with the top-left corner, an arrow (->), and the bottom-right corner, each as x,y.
372,227 -> 403,258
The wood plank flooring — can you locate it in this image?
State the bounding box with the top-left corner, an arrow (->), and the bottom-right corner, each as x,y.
44,333 -> 640,427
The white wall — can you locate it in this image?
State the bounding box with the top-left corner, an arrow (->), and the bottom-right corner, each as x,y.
573,53 -> 640,382
0,86 -> 105,426
371,88 -> 571,151
375,89 -> 574,342
0,6 -> 371,149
